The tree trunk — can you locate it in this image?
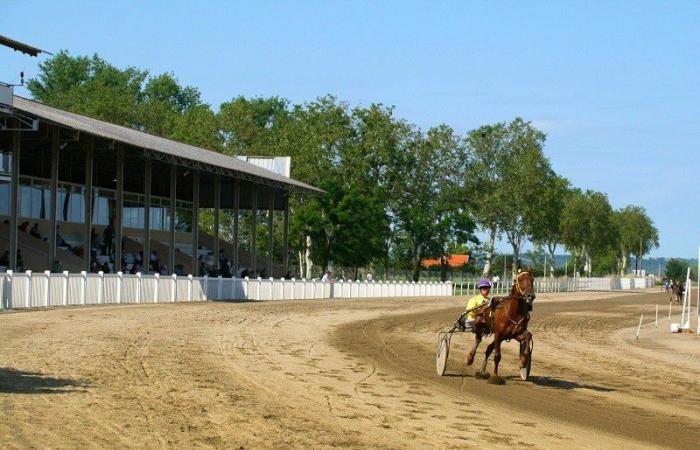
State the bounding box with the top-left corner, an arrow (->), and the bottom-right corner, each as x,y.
304,235 -> 313,279
482,227 -> 497,277
412,243 -> 423,282
298,250 -> 304,278
440,255 -> 448,282
547,243 -> 557,277
509,234 -> 521,276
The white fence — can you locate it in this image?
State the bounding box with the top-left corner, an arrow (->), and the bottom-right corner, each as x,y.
0,270 -> 452,310
452,276 -> 655,297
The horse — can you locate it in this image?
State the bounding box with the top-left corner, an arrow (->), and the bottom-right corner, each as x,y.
466,268 -> 535,385
671,283 -> 682,304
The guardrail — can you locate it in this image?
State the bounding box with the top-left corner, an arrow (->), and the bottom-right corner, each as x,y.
452,276 -> 655,297
0,270 -> 452,310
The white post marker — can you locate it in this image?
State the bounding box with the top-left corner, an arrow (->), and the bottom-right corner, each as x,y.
636,314 -> 644,340
44,270 -> 51,307
655,304 -> 658,328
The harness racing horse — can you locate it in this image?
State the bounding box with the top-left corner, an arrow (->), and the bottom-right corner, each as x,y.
671,283 -> 682,304
466,268 -> 536,384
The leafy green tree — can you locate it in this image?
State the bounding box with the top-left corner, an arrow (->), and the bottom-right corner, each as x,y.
560,189 -> 617,276
464,123 -> 508,276
494,118 -> 552,275
612,206 -> 659,275
530,174 -> 571,276
665,258 -> 690,282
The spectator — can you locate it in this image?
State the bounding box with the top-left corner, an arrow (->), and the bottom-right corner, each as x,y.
29,222 -> 42,239
101,262 -> 110,273
56,225 -> 70,249
51,259 -> 63,273
322,271 -> 331,283
16,249 -> 24,271
129,263 -> 140,275
0,250 -> 9,267
18,221 -> 29,232
103,221 -> 114,255
284,271 -> 291,280
259,268 -> 267,279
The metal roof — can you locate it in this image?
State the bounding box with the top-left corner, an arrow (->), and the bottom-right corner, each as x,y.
0,35 -> 52,57
11,96 -> 323,194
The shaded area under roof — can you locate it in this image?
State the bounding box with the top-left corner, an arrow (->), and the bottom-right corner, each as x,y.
0,35 -> 52,57
9,96 -> 323,194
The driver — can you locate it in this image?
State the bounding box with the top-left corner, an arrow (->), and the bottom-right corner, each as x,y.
460,279 -> 491,331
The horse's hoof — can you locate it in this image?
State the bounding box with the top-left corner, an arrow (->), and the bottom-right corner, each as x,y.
488,374 -> 505,385
520,367 -> 528,381
475,371 -> 489,379
466,357 -> 474,366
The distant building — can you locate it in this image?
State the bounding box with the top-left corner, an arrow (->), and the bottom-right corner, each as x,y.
422,254 -> 469,268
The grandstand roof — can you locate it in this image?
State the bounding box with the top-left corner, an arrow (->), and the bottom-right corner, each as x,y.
11,95 -> 323,194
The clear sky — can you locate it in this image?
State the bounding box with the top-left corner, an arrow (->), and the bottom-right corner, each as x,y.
2,1 -> 698,257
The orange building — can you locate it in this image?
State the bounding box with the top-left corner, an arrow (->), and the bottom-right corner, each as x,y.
422,254 -> 469,268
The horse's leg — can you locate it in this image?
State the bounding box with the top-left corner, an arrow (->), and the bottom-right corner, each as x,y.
488,337 -> 505,385
475,340 -> 495,379
466,332 -> 482,366
517,331 -> 533,379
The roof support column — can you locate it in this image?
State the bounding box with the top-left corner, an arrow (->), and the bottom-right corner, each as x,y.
191,169 -> 199,276
213,174 -> 220,271
48,126 -> 59,270
250,185 -> 257,275
283,193 -> 289,276
267,190 -> 274,277
143,159 -> 151,273
168,163 -> 176,274
84,136 -> 94,272
114,144 -> 124,273
232,179 -> 240,275
8,131 -> 20,270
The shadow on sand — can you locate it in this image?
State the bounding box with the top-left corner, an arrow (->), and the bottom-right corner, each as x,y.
444,372 -> 615,392
0,367 -> 88,394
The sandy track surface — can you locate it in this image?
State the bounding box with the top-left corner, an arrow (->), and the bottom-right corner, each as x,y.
1,289 -> 699,448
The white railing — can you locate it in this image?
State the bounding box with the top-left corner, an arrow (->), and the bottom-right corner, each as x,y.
451,276 -> 655,297
0,271 -> 452,310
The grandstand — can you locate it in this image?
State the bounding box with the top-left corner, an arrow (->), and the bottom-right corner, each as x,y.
0,95 -> 321,278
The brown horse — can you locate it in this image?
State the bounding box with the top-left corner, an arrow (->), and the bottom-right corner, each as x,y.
671,283 -> 682,304
466,268 -> 535,384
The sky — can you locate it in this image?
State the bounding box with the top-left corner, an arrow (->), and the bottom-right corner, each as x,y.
2,1 -> 698,257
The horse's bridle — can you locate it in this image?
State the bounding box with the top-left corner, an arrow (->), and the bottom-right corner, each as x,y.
514,271 -> 535,304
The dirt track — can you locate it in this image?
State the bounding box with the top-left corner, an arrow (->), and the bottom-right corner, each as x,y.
1,289 -> 699,448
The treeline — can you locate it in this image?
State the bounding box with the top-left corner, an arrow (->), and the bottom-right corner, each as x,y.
27,51 -> 659,280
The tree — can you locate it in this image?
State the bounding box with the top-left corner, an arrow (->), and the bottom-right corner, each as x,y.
612,206 -> 659,275
665,258 -> 690,282
560,190 -> 617,276
387,125 -> 476,281
464,123 -> 508,276
530,175 -> 571,276
494,118 -> 552,275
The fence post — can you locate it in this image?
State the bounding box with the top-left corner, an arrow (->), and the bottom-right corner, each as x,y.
98,271 -> 104,304
269,277 -> 274,300
217,275 -> 223,300
291,278 -> 296,300
135,272 -> 142,304
81,271 -> 88,305
243,276 -> 249,299
188,274 -> 193,301
2,270 -> 11,309
117,271 -> 123,304
154,273 -> 160,303
25,270 -> 32,308
312,279 -> 317,299
257,277 -> 262,301
44,270 -> 51,307
171,274 -> 177,302
62,271 -> 69,305
203,275 -> 208,301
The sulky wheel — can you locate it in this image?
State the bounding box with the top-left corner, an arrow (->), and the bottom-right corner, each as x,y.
436,332 -> 451,376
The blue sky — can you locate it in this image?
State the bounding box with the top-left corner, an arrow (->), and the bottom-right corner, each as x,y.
2,1 -> 698,257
